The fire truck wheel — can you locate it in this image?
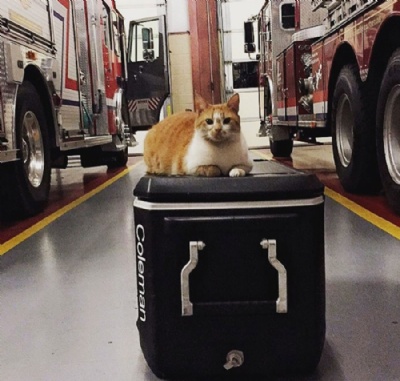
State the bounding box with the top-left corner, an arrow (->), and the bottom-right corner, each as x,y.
376,48 -> 400,214
270,138 -> 293,158
331,64 -> 380,194
107,146 -> 128,168
3,82 -> 51,218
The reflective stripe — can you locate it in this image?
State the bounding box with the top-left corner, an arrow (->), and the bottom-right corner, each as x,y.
133,195 -> 324,211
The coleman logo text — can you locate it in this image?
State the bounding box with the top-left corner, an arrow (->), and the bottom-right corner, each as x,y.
136,224 -> 146,322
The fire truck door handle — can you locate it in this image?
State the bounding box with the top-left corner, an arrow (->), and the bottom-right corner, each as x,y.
79,70 -> 85,86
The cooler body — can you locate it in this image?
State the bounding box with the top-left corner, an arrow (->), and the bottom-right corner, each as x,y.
133,161 -> 325,379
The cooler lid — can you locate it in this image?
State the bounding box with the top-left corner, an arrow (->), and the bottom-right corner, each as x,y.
133,160 -> 324,202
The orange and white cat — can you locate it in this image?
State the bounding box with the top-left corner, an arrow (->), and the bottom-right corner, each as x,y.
143,93 -> 253,177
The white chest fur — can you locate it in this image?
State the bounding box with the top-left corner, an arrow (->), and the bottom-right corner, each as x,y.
184,130 -> 252,176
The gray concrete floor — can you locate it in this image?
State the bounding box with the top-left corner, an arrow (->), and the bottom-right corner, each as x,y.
1,161 -> 400,381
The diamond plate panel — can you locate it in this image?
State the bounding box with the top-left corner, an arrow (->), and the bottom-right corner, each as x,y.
87,0 -> 108,135
0,40 -> 5,136
74,0 -> 94,134
0,39 -> 18,152
300,1 -> 327,30
52,0 -> 82,137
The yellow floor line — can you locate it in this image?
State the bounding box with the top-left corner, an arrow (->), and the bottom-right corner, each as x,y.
324,187 -> 400,241
253,149 -> 400,240
3,157 -> 398,255
0,162 -> 142,256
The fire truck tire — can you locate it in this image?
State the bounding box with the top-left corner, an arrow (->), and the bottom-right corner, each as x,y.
270,138 -> 293,158
331,64 -> 380,194
2,82 -> 51,218
107,146 -> 128,168
376,48 -> 400,214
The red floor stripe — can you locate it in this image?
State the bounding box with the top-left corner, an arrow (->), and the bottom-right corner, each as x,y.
0,157 -> 142,245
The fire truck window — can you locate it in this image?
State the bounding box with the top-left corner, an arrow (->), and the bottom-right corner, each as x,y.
128,19 -> 160,63
233,62 -> 258,89
280,3 -> 295,30
112,12 -> 121,57
102,4 -> 112,49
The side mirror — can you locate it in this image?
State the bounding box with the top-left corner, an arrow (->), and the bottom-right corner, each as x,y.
244,21 -> 255,53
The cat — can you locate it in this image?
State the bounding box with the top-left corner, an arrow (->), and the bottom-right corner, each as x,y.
143,93 -> 253,177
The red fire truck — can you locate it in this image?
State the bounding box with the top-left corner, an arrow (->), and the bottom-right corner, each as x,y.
247,0 -> 400,213
0,0 -> 132,218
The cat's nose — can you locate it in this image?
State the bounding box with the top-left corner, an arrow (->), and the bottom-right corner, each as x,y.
211,127 -> 223,140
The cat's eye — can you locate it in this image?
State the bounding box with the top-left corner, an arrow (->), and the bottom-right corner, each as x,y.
223,118 -> 231,124
205,118 -> 213,125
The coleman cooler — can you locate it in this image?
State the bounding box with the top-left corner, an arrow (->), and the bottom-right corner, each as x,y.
133,160 -> 325,379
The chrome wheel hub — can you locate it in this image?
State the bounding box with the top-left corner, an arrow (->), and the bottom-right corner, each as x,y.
22,111 -> 44,188
383,84 -> 400,185
336,94 -> 354,168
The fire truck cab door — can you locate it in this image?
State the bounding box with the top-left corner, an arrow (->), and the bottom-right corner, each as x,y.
126,16 -> 169,131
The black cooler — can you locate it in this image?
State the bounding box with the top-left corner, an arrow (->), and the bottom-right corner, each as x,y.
133,160 -> 325,379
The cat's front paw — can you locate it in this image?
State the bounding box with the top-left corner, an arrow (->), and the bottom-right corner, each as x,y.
229,168 -> 246,177
195,165 -> 222,177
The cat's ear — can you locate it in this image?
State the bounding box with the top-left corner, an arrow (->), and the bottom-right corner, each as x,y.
195,93 -> 209,114
227,93 -> 240,113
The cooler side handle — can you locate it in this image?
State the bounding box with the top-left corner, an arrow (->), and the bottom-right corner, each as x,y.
181,239 -> 287,316
260,239 -> 288,313
181,241 -> 205,316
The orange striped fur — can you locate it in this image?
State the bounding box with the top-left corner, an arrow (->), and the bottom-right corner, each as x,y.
144,93 -> 253,177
